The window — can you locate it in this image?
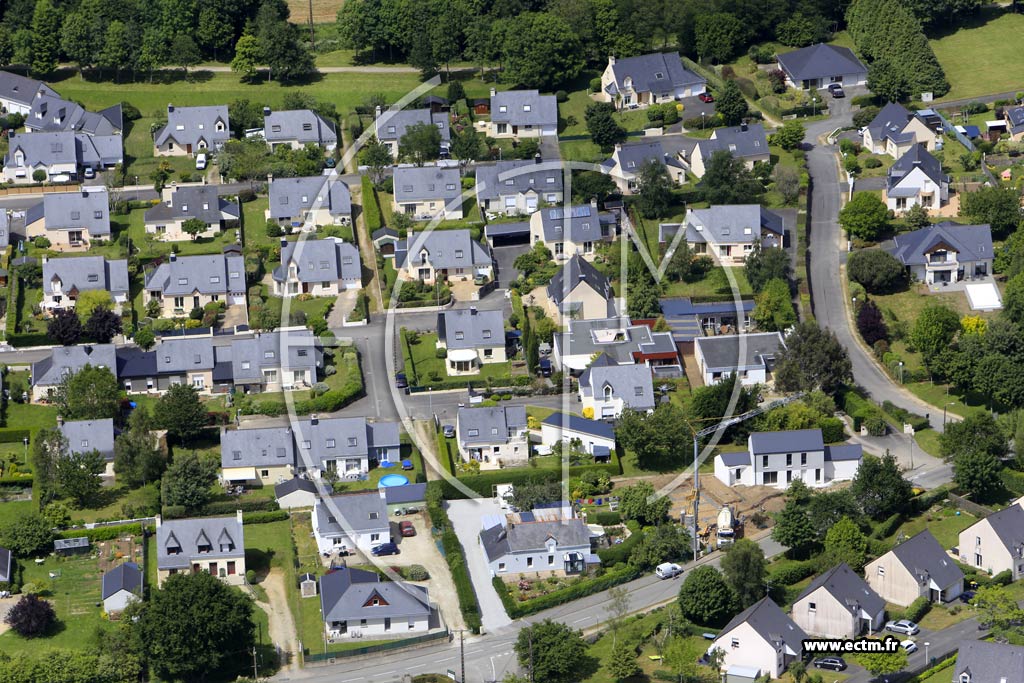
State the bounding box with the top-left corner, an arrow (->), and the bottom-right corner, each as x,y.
87,274 -> 99,283
975,553 -> 983,566
348,437 -> 357,446
483,348 -> 493,358
455,331 -> 465,341
499,106 -> 508,113
763,471 -> 778,484
498,562 -> 506,572
71,211 -> 80,220
174,297 -> 185,308
369,512 -> 379,520
233,450 -> 242,461
302,440 -> 311,449
877,566 -> 885,576
976,536 -> 982,545
210,276 -> 221,284
786,471 -> 793,483
264,350 -> 276,359
808,602 -> 816,612
369,533 -> 380,542
800,453 -> 807,465
261,469 -> 268,477
548,555 -> 555,565
762,455 -> 768,468
526,557 -> 533,567
730,638 -> 739,649
93,210 -> 103,219
326,439 -> 336,448
786,453 -> 793,466
634,386 -> 643,396
815,468 -> 821,482
80,439 -> 89,449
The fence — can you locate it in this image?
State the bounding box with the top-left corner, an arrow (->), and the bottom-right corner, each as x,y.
0,183 -> 82,196
304,629 -> 450,663
948,492 -> 993,517
931,108 -> 975,152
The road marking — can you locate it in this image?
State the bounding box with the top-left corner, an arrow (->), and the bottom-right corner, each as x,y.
572,616 -> 590,624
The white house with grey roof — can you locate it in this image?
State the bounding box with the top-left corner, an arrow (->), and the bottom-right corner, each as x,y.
475,159 -> 563,216
884,145 -> 949,214
579,355 -> 655,419
374,107 -> 450,159
230,328 -> 322,393
26,188 -> 111,250
144,184 -> 240,241
154,104 -> 229,156
321,567 -> 434,639
709,597 -> 806,679
793,563 -> 886,638
714,428 -> 862,490
396,229 -> 492,284
540,413 -> 616,458
221,425 -> 296,486
101,561 -> 142,615
953,640 -> 1024,683
488,89 -> 558,138
3,131 -> 121,183
862,102 -> 940,158
675,205 -> 784,266
602,140 -> 686,193
599,52 -> 706,109
392,166 -> 463,221
694,331 -> 785,387
482,518 -> 596,576
31,343 -> 117,401
553,316 -> 679,373
59,416 -> 116,461
436,308 -> 507,375
28,95 -> 122,137
272,238 -> 361,297
865,529 -> 963,607
0,70 -> 57,115
529,202 -> 617,261
313,491 -> 391,553
542,254 -> 615,324
41,255 -> 129,312
1006,106 -> 1024,141
776,43 -> 867,91
144,252 -> 246,318
687,123 -> 770,179
266,174 -> 352,229
275,477 -> 318,509
262,107 -> 337,151
294,414 -> 401,478
457,405 -> 529,467
155,511 -> 245,587
888,222 -> 992,285
957,497 -> 1024,580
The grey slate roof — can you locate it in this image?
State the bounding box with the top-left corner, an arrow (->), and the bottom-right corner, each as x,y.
583,363 -> 655,410
475,159 -> 563,201
144,254 -> 245,296
401,229 -> 491,271
0,70 -> 56,108
865,102 -> 918,147
481,518 -> 593,561
490,90 -> 558,128
272,238 -> 361,284
275,476 -> 318,499
144,185 -> 239,225
28,96 -> 122,136
320,566 -> 431,623
230,329 -> 322,384
264,109 -> 338,147
1007,106 -> 1024,136
798,563 -> 886,616
375,108 -> 450,144
978,502 -> 1024,556
393,166 -> 462,204
719,597 -> 806,656
607,140 -> 684,176
7,131 -> 123,170
43,256 -> 129,298
720,451 -> 751,466
60,418 -> 116,461
606,52 -> 705,96
152,337 -> 217,373
889,529 -> 964,588
154,105 -> 230,150
293,417 -> 400,468
268,175 -> 352,223
315,492 -> 389,534
750,429 -> 824,455
0,545 -> 10,583
887,145 -> 946,192
685,205 -> 784,246
541,412 -> 616,441
437,308 -> 504,350
697,124 -> 768,161
537,204 -> 616,244
458,405 -> 528,445
889,222 -> 993,266
383,483 -> 428,505
32,344 -> 117,387
101,562 -> 142,600
221,426 -> 296,469
28,189 -> 111,237
824,444 -> 863,461
953,640 -> 1024,683
776,44 -> 867,83
695,332 -> 785,372
558,317 -> 678,364
156,515 -> 244,570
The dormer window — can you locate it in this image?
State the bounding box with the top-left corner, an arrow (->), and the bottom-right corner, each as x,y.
302,440 -> 311,449
210,276 -> 221,284
468,428 -> 479,437
326,438 -> 336,448
167,544 -> 182,555
233,450 -> 242,460
193,354 -> 202,364
264,350 -> 276,359
178,278 -> 189,285
499,106 -> 508,113
369,512 -> 379,519
654,71 -> 664,79
959,674 -> 970,683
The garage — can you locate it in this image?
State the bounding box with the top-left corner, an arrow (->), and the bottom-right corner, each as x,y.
484,221 -> 531,248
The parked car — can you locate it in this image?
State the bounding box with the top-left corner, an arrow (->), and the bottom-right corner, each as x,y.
901,640 -> 918,654
82,166 -> 96,179
827,83 -> 845,98
959,590 -> 976,603
885,619 -> 920,635
325,157 -> 337,168
442,424 -> 455,438
473,273 -> 487,285
538,358 -> 552,377
395,372 -> 408,389
399,521 -> 416,537
813,658 -> 847,672
371,542 -> 399,556
698,92 -> 714,103
195,153 -> 208,170
655,563 -> 683,579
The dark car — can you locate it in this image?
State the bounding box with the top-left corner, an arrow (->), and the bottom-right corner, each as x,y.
395,372 -> 408,389
539,358 -> 552,377
371,542 -> 399,556
828,83 -> 845,98
325,157 -> 337,168
959,590 -> 976,603
442,424 -> 456,438
399,521 -> 416,537
698,92 -> 714,103
813,657 -> 847,672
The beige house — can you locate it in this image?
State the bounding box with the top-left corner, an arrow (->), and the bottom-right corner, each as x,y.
144,253 -> 246,318
541,254 -> 615,324
957,497 -> 1024,580
528,203 -> 617,261
436,308 -> 507,375
456,405 -> 529,467
709,597 -> 806,680
862,103 -> 941,158
792,563 -> 886,639
397,229 -> 493,285
154,513 -> 245,587
144,184 -> 240,241
153,104 -> 229,157
598,52 -> 705,109
392,166 -> 463,221
688,124 -> 769,179
865,529 -> 964,607
220,426 -> 295,487
26,188 -> 111,251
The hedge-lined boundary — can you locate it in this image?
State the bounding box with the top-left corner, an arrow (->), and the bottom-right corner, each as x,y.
0,428 -> 30,443
430,461 -> 622,502
426,483 -> 482,633
492,565 -> 644,619
361,176 -> 383,232
58,523 -> 147,542
162,498 -> 281,519
243,510 -> 290,524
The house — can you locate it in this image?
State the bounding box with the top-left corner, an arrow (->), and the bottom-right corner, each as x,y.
776,43 -> 868,91
154,512 -> 246,587
884,146 -> 949,214
436,308 -> 507,375
488,89 -> 558,138
41,255 -> 129,311
230,329 -> 322,393
659,297 -> 755,345
266,174 -> 352,229
395,229 -> 492,284
952,640 -> 1024,683
688,124 -> 770,179
101,562 -> 142,615
154,104 -> 229,156
456,405 -> 530,467
144,252 -> 246,318
262,107 -> 337,151
529,203 -> 618,261
312,491 -> 391,553
475,159 -> 564,216
481,518 -> 596,575
0,70 -> 58,115
542,254 -> 615,324
25,188 -> 111,250
887,222 -> 993,285
3,131 -> 122,183
601,141 -> 686,193
144,184 -> 240,241
792,563 -> 886,639
275,477 -> 319,509
220,425 -> 296,486
669,205 -> 785,266
320,566 -> 434,638
421,95 -> 448,113
28,94 -> 122,137
374,107 -> 450,159
708,597 -> 806,679
31,344 -> 117,401
372,228 -> 399,257
117,337 -> 227,395
579,356 -> 656,419
272,238 -> 361,297
0,545 -> 11,585
294,415 -> 401,478
864,529 -> 964,607
554,316 -> 680,374
862,102 -> 941,157
392,166 -> 463,221
693,332 -> 785,387
1005,106 -> 1024,142
382,483 -> 427,515
714,428 -> 862,489
540,413 -> 617,457
957,497 -> 1024,580
599,52 -> 706,109
59,416 -> 116,461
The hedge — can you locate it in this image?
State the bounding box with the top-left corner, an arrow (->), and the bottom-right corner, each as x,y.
0,474 -> 32,487
597,521 -> 643,566
0,428 -> 30,443
242,352 -> 364,416
429,463 -> 621,502
819,417 -> 846,444
493,565 -> 644,618
910,486 -> 949,513
768,559 -> 817,586
903,595 -> 931,623
842,389 -> 885,431
882,401 -> 930,432
594,511 -> 622,525
58,523 -> 145,542
1001,469 -> 1024,496
426,484 -> 482,633
872,512 -> 905,539
162,498 -> 281,519
361,176 -> 383,232
243,510 -> 290,524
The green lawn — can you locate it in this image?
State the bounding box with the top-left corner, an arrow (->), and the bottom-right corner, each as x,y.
883,506 -> 976,550
930,8 -> 1024,101
402,332 -> 511,386
559,138 -> 607,164
915,661 -> 955,683
73,482 -> 161,524
331,442 -> 425,492
122,207 -> 242,259
661,266 -> 753,299
0,499 -> 34,527
558,85 -> 651,137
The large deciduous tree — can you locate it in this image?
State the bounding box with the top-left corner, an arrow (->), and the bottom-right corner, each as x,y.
47,309 -> 83,346
114,407 -> 167,487
4,594 -> 56,637
84,306 -> 123,344
514,620 -> 591,683
910,303 -> 960,365
617,481 -> 671,526
399,121 -> 443,166
752,277 -> 796,332
823,516 -> 868,571
0,512 -> 54,557
954,449 -> 1004,502
939,411 -> 1008,461
745,242 -> 791,293
157,384 -> 208,444
500,13 -> 584,90
585,102 -> 626,149
616,403 -> 691,470
847,249 -> 907,293
636,160 -> 674,219
699,150 -> 764,205
56,364 -> 120,421
960,185 -> 1022,239
720,538 -> 767,608
850,452 -> 912,519
839,192 -> 889,241
678,565 -> 736,626
775,322 -> 852,396
160,451 -> 218,511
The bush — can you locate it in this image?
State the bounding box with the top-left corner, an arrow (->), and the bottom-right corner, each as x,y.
864,415 -> 887,436
872,512 -> 904,539
589,77 -> 601,92
242,510 -> 290,524
991,569 -> 1013,586
903,595 -> 931,622
237,189 -> 256,203
594,511 -> 622,525
246,569 -> 257,584
361,175 -> 383,230
962,101 -> 987,115
121,101 -> 142,120
57,523 -> 144,543
597,522 -> 643,566
863,157 -> 882,168
818,417 -> 846,443
882,401 -> 929,432
555,90 -> 568,103
769,559 -> 817,585
848,250 -> 907,293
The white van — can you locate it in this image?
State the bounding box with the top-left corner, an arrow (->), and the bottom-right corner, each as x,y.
195,153 -> 208,170
655,563 -> 682,579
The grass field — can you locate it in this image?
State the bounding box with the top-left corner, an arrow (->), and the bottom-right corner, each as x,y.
661,266 -> 753,299
402,332 -> 511,386
884,505 -> 976,550
930,8 -> 1024,101
288,0 -> 344,25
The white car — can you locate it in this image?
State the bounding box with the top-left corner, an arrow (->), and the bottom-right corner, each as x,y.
655,563 -> 683,579
885,619 -> 920,635
195,153 -> 208,170
901,639 -> 918,654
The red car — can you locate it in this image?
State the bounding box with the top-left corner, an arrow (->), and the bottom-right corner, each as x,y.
399,521 -> 416,537
698,92 -> 714,103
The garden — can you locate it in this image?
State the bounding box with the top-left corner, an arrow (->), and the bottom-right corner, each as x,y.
400,329 -> 516,388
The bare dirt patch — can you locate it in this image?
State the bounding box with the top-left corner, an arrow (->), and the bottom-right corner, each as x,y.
287,0 -> 344,25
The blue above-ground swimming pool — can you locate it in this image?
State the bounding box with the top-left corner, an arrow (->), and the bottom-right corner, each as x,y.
379,474 -> 409,487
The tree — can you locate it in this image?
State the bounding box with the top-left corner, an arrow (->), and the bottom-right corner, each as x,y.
75,289 -> 113,324
688,374 -> 758,426
114,408 -> 167,487
630,523 -> 690,569
714,80 -> 747,126
616,403 -> 691,470
720,538 -> 767,608
47,309 -> 83,346
636,160 -> 673,219
29,0 -> 61,77
607,641 -> 640,681
30,427 -> 64,505
158,384 -> 208,444
858,649 -> 908,676
3,594 -> 56,638
850,452 -> 912,519
856,299 -> 888,345
972,585 -> 1024,639
695,13 -> 749,63
771,484 -> 818,557
1004,271 -> 1024,325
678,565 -> 736,626
752,277 -> 796,331
839,192 -> 889,240
823,516 -> 868,570
699,151 -> 764,205
514,620 -> 590,683
161,451 -> 217,510
500,13 -> 584,90
585,102 -> 626,149
134,571 -> 255,681
960,185 -> 1022,239
450,125 -> 483,170
56,364 -> 120,420
180,218 -> 207,241
745,243 -> 791,293
85,306 -> 122,344
663,636 -> 704,683
911,303 -> 960,364
847,249 -> 906,293
904,203 -> 931,229
358,136 -> 393,187
939,412 -> 1008,461
0,512 -> 54,557
197,6 -> 234,62
399,121 -> 442,165
55,448 -> 105,507
777,14 -> 822,46
0,26 -> 13,68
446,81 -> 466,103
868,59 -> 910,103
954,449 -> 1004,502
807,489 -> 862,541
170,34 -> 201,75
773,164 -> 801,204
230,33 -> 261,81
60,11 -> 94,71
572,170 -> 617,203
773,121 -> 805,151
626,266 -> 663,319
618,481 -> 671,526
775,322 -> 853,396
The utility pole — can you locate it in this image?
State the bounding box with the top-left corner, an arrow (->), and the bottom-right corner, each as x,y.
252,646 -> 258,680
308,0 -> 315,50
460,629 -> 466,683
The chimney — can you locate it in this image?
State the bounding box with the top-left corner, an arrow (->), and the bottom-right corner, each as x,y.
470,306 -> 478,315
267,172 -> 274,185
534,152 -> 542,164
41,255 -> 48,264
167,103 -> 174,114
608,55 -> 615,66
262,106 -> 271,117
236,509 -> 243,525
740,122 -> 748,132
311,413 -> 319,425
590,197 -> 598,211
56,414 -> 64,426
614,143 -> 621,152
169,252 -> 177,262
375,105 -> 382,119
154,514 -> 162,529
490,87 -> 497,97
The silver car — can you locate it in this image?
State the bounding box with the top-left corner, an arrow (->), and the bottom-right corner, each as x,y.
885,619 -> 920,635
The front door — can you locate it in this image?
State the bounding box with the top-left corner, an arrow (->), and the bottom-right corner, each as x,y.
193,296 -> 201,309
187,144 -> 193,154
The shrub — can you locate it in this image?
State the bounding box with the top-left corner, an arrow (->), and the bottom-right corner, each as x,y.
33,236 -> 51,249
245,569 -> 257,584
818,417 -> 846,443
237,189 -> 256,203
597,522 -> 643,566
493,565 -> 643,618
991,569 -> 1013,586
903,596 -> 931,623
594,511 -> 622,525
864,415 -> 887,436
769,560 -> 816,585
863,157 -> 882,168
242,510 -> 290,524
962,101 -> 987,115
361,175 -> 383,230
555,90 -> 568,103
847,249 -> 907,294
872,512 -> 904,539
121,101 -> 142,120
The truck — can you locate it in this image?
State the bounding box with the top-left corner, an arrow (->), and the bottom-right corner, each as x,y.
716,506 -> 736,549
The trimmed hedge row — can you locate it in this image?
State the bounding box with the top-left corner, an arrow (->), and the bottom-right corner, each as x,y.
162,498 -> 281,519
910,487 -> 949,513
243,510 -> 290,524
58,523 -> 145,542
493,565 -> 644,618
0,428 -> 31,443
1001,469 -> 1024,496
426,483 -> 482,633
872,512 -> 905,539
768,559 -> 817,586
594,511 -> 622,526
361,176 -> 383,232
430,462 -> 621,502
903,595 -> 931,623
597,521 -> 643,566
842,389 -> 886,432
882,401 -> 930,432
0,474 -> 32,487
241,352 -> 364,417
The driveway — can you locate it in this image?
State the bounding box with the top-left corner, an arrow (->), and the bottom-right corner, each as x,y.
447,498 -> 512,633
492,244 -> 530,288
327,289 -> 360,329
221,303 -> 248,328
386,513 -> 466,631
538,135 -> 561,162
677,95 -> 716,121
856,177 -> 887,192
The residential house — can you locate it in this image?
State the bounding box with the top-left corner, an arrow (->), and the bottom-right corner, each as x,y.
144,184 -> 240,241
220,426 -> 296,486
888,222 -> 993,285
154,512 -> 246,587
456,405 -> 530,466
957,497 -> 1024,580
884,146 -> 949,213
312,491 -> 391,553
31,343 -> 117,401
392,166 -> 463,221
713,428 -> 862,489
271,238 -> 361,297
601,140 -> 686,193
395,229 -> 492,284
481,518 -> 596,575
687,123 -> 769,179
659,297 -> 755,345
776,43 -> 868,90
266,174 -> 352,228
475,159 -> 563,216
540,412 -> 617,458
275,477 -> 318,509
599,52 -> 706,109
230,329 -> 322,393
0,545 -> 11,585
668,205 -> 784,266
28,94 -> 122,137
864,529 -> 964,607
374,106 -> 450,159
488,89 -> 558,138
862,102 -> 941,157
59,416 -> 116,461
952,640 -> 1024,683
3,131 -> 122,183
25,188 -> 111,249
262,107 -> 337,151
154,104 -> 229,156
41,255 -> 129,311
0,71 -> 57,115
708,597 -> 807,679
294,415 -> 401,478
528,203 -> 618,261
693,332 -> 785,387
543,254 -> 615,324
372,228 -> 399,257
553,316 -> 680,374
101,562 -> 142,615
579,355 -> 656,419
320,566 -> 434,638
792,563 -> 886,639
117,336 -> 228,395
1005,106 -> 1024,142
436,307 -> 507,375
143,252 -> 246,318
382,483 -> 427,515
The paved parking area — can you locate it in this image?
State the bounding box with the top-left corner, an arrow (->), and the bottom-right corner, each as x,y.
492,244 -> 530,288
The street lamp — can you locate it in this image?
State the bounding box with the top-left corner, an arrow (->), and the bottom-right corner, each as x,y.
701,111 -> 706,130
944,402 -> 956,425
134,175 -> 139,202
898,361 -> 904,384
925,642 -> 930,663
